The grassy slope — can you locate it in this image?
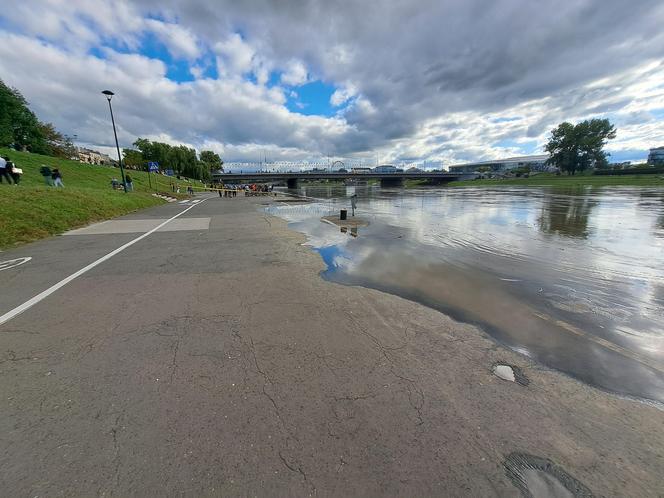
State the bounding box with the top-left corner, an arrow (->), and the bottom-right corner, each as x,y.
445,172 -> 664,188
0,148 -> 189,249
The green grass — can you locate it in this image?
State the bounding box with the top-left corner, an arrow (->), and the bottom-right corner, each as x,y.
446,172 -> 664,188
0,148 -> 193,249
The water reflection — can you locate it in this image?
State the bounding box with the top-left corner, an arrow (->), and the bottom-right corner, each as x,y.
269,185 -> 664,403
538,190 -> 597,239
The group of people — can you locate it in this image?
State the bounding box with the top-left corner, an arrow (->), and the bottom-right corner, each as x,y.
40,165 -> 64,187
217,183 -> 274,198
0,156 -> 23,184
111,175 -> 133,191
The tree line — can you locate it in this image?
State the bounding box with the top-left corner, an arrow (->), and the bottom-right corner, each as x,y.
0,79 -> 75,158
123,139 -> 223,182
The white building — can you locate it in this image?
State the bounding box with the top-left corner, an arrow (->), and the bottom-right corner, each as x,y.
76,147 -> 113,165
373,165 -> 401,173
647,147 -> 664,165
448,154 -> 550,174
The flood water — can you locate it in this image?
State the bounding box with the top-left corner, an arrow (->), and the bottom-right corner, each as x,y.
267,185 -> 664,403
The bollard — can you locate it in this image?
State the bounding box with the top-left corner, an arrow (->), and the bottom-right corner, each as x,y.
340,209 -> 347,220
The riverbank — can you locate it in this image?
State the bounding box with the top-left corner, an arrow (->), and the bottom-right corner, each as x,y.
1,195 -> 663,496
446,171 -> 664,187
0,148 -> 190,249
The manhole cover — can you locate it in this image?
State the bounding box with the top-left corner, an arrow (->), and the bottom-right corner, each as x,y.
504,452 -> 593,498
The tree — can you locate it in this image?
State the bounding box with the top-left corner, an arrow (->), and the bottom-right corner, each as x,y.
545,119 -> 616,175
123,148 -> 144,169
200,150 -> 223,172
0,79 -> 49,153
38,122 -> 76,158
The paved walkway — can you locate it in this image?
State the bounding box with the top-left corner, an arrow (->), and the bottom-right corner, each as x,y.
1,195 -> 663,496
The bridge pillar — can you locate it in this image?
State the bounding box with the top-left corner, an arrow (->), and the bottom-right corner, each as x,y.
287,178 -> 298,189
380,177 -> 404,188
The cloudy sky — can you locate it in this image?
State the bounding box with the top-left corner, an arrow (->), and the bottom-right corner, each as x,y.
1,0 -> 664,166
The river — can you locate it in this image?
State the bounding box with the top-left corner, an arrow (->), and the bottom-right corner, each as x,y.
267,185 -> 664,403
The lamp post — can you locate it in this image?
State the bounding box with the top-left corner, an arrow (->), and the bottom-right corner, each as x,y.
101,90 -> 127,192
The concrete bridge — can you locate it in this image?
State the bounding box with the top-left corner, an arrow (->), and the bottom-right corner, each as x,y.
212,171 -> 470,188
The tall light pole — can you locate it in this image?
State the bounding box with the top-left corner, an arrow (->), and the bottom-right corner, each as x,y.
101,90 -> 127,192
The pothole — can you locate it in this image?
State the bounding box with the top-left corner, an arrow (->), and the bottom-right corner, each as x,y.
504,452 -> 594,498
493,363 -> 530,386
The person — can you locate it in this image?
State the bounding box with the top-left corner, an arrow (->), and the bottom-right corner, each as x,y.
52,168 -> 64,187
218,188 -> 223,197
350,193 -> 357,216
41,165 -> 53,186
7,159 -> 21,184
111,178 -> 119,189
0,156 -> 12,184
125,174 -> 133,191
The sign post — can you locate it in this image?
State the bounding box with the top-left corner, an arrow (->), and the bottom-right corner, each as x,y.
148,162 -> 159,191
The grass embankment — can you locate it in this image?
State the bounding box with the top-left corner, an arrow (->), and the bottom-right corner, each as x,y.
0,148 -> 190,249
446,172 -> 664,188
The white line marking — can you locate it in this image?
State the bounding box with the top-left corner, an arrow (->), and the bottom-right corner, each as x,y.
191,199 -> 201,204
0,257 -> 32,272
0,199 -> 208,326
178,200 -> 190,204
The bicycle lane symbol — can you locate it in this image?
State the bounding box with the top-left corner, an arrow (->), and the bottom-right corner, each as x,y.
0,257 -> 32,272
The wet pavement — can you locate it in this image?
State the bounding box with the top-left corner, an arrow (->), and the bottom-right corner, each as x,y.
268,185 -> 664,403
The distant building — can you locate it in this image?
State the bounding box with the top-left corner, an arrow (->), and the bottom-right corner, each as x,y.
373,164 -> 402,173
448,154 -> 550,174
647,147 -> 664,166
351,167 -> 372,174
407,166 -> 423,172
76,147 -> 113,165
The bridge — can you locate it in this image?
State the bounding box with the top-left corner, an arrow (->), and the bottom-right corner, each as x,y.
212,171 -> 471,188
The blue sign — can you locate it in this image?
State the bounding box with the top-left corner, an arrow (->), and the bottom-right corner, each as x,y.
148,161 -> 159,172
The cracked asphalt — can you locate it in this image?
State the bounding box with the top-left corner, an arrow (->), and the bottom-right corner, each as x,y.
1,194 -> 663,497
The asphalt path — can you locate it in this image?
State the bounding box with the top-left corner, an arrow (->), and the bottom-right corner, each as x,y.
1,194 -> 663,497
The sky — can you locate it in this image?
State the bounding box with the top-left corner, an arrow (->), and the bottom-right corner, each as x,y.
1,0 -> 664,167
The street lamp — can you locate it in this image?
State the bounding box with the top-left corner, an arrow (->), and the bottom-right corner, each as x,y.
101,90 -> 127,192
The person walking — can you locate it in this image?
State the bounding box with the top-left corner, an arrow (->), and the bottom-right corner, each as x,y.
125,174 -> 133,192
0,156 -> 12,184
40,165 -> 53,186
7,159 -> 21,184
52,168 -> 64,187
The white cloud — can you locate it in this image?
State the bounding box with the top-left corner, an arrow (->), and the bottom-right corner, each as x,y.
2,0 -> 664,164
215,33 -> 256,76
144,19 -> 200,59
280,60 -> 308,86
330,85 -> 356,107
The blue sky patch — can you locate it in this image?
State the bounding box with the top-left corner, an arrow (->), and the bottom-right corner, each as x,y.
284,80 -> 337,117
